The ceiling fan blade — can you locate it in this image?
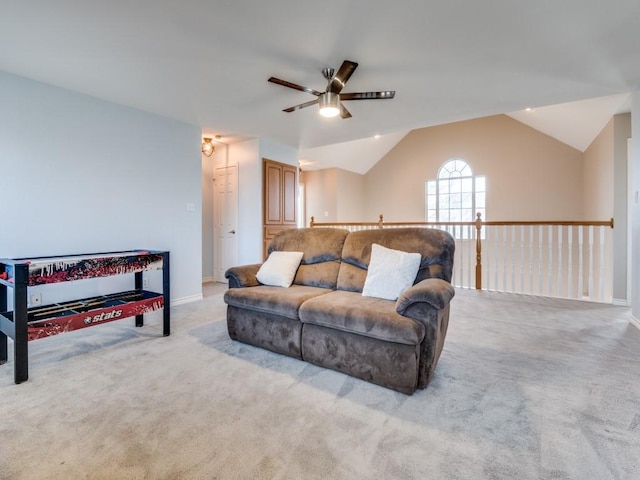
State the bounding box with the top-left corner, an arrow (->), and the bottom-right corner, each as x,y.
339,104 -> 352,119
268,77 -> 322,96
283,98 -> 319,113
340,91 -> 395,101
328,60 -> 358,94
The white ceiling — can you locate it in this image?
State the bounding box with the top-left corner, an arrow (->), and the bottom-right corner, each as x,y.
299,131 -> 410,175
1,1 -> 639,172
507,93 -> 631,152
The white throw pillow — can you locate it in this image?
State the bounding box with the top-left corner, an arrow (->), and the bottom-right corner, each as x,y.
256,251 -> 304,287
362,243 -> 421,301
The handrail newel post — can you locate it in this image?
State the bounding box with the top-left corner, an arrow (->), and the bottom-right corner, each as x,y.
310,216 -> 315,228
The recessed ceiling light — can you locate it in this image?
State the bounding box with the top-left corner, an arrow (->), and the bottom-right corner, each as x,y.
374,134 -> 380,139
525,107 -> 533,112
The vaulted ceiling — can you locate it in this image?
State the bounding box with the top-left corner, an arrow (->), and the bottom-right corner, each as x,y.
1,1 -> 638,172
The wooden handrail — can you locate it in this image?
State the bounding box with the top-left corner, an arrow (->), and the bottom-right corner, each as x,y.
310,214 -> 384,228
310,214 -> 614,229
309,213 -> 615,292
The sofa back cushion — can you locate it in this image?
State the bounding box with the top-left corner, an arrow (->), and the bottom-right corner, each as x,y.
268,228 -> 349,289
336,228 -> 455,293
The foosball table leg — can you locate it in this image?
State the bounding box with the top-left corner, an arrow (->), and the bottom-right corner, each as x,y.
162,251 -> 170,336
0,332 -> 7,365
134,271 -> 143,327
0,281 -> 6,365
13,265 -> 29,383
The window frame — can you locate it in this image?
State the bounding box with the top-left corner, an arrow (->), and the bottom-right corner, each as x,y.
426,159 -> 485,239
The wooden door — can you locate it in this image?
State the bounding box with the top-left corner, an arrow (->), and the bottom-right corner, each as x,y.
283,166 -> 297,224
263,159 -> 297,258
264,161 -> 283,224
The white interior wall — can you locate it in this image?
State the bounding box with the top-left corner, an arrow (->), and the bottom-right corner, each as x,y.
613,114 -> 632,303
202,150 -> 215,282
0,71 -> 203,306
229,138 -> 297,265
201,142 -> 231,282
630,91 -> 640,322
259,138 -> 298,168
230,139 -> 260,265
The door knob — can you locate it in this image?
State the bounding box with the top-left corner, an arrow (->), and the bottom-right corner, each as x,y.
228,230 -> 236,234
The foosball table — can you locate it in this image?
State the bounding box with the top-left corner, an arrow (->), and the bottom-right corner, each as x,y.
0,250 -> 170,384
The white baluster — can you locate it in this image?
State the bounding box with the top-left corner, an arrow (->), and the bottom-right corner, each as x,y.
510,225 -> 515,292
578,227 -> 584,299
495,227 -> 500,291
485,226 -> 491,291
538,226 -> 544,295
519,225 -> 525,294
548,225 -> 553,296
467,225 -> 472,288
599,226 -> 605,301
567,227 -> 574,299
529,225 -> 534,295
557,226 -> 563,298
502,227 -> 508,292
588,226 -> 594,301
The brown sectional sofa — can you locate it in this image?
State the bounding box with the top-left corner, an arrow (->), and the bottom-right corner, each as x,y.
223,227 -> 455,395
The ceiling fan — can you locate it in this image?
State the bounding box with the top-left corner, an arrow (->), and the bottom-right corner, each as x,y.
268,60 -> 395,119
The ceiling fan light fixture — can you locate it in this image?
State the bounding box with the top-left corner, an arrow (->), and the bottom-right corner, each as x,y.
318,92 -> 340,118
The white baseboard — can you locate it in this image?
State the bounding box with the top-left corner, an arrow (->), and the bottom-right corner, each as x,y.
170,293 -> 203,307
630,315 -> 640,331
202,276 -> 215,284
612,298 -> 629,306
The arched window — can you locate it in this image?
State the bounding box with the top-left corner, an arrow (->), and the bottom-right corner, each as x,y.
426,159 -> 485,238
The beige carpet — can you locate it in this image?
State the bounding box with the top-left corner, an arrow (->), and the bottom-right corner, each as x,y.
1,283 -> 639,480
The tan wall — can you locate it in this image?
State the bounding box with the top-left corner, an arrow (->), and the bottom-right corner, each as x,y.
364,115 -> 584,222
302,169 -> 338,223
583,118 -> 614,220
303,168 -> 366,224
336,168 -> 365,222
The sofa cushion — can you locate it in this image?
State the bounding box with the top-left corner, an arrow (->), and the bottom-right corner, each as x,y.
362,243 -> 421,300
299,290 -> 425,346
256,251 -> 303,287
224,285 -> 332,320
337,228 -> 455,292
268,228 -> 349,289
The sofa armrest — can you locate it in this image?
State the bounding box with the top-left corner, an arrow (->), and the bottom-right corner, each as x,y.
396,278 -> 455,390
395,278 -> 455,315
225,264 -> 262,288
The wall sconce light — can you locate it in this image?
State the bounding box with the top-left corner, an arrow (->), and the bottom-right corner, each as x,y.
202,137 -> 215,157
